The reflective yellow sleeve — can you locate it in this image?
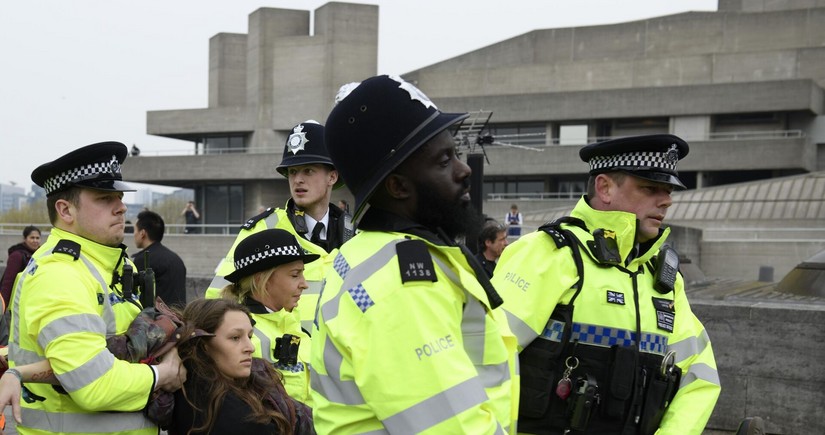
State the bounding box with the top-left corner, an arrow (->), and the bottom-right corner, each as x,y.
656,277 -> 721,435
492,232 -> 580,350
26,263 -> 154,411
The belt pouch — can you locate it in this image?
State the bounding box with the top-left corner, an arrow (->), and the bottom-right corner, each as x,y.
639,374 -> 668,435
603,345 -> 636,419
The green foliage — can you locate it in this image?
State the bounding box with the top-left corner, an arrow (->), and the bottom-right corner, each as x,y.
145,197 -> 189,235
0,202 -> 50,232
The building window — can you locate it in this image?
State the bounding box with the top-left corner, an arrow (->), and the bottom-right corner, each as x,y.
202,135 -> 247,154
486,123 -> 546,147
559,125 -> 588,146
200,184 -> 244,233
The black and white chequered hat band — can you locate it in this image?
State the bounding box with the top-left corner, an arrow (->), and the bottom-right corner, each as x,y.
234,245 -> 302,270
43,155 -> 121,195
589,149 -> 678,173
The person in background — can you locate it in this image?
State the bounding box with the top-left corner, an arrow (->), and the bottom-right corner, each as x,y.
0,226 -> 40,311
493,134 -> 720,434
133,210 -> 187,308
312,74 -> 517,433
181,201 -> 201,234
505,203 -> 523,237
5,141 -> 185,434
475,222 -> 508,277
0,226 -> 41,347
336,199 -> 349,214
220,229 -> 319,406
205,120 -> 353,333
169,298 -> 314,435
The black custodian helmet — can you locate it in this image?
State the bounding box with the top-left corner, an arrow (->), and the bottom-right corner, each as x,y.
324,74 -> 468,223
276,120 -> 344,189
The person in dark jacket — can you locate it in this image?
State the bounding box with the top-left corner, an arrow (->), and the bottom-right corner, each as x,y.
475,222 -> 508,277
132,210 -> 187,308
169,298 -> 314,435
0,225 -> 41,309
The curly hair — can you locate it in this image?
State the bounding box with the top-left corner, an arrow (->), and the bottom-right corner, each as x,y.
175,298 -> 292,435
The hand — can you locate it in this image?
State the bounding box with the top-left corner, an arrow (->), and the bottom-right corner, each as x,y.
0,371 -> 23,426
155,348 -> 187,393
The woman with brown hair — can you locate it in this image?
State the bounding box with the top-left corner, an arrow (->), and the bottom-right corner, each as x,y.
169,298 -> 313,435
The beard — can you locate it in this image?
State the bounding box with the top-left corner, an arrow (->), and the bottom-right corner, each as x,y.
413,178 -> 483,240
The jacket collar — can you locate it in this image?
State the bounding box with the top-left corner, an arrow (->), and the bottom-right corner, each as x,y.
570,196 -> 669,266
48,227 -> 128,271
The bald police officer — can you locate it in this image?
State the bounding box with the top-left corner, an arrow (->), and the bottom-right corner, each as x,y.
493,134 -> 720,435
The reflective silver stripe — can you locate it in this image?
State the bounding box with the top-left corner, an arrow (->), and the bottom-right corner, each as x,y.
359,430 -> 390,435
78,254 -> 116,336
381,377 -> 496,434
254,327 -> 274,363
304,280 -> 323,295
208,273 -> 232,293
312,335 -> 365,405
504,308 -> 538,349
461,295 -> 487,362
38,313 -> 107,350
668,329 -> 711,364
7,343 -> 44,365
20,407 -> 154,433
10,253 -> 39,353
476,362 -> 511,389
56,350 -> 115,393
264,212 -> 280,228
679,362 -> 720,387
321,241 -> 402,323
301,319 -> 314,333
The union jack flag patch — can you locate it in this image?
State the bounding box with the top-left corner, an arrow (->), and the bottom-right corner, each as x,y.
606,290 -> 625,305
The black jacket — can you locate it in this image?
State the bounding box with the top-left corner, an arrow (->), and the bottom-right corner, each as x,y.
132,242 -> 187,308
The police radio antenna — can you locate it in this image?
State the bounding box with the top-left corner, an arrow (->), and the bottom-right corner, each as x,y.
452,110 -> 544,164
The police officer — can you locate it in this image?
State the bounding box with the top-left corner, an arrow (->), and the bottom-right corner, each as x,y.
221,229 -> 320,406
493,134 -> 721,434
205,120 -> 353,333
3,142 -> 186,434
311,74 -> 518,434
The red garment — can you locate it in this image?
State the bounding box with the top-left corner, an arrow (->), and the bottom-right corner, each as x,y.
1,243 -> 35,309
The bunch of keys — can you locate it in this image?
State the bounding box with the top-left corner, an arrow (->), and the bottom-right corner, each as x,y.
555,356 -> 579,400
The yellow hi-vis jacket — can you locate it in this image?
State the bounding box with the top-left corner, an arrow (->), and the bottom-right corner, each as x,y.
311,230 -> 519,434
493,197 -> 720,435
9,227 -> 156,435
205,204 -> 335,332
243,297 -> 313,406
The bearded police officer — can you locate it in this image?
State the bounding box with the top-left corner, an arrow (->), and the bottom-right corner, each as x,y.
3,142 -> 186,434
206,120 -> 353,333
493,134 -> 720,434
311,75 -> 518,434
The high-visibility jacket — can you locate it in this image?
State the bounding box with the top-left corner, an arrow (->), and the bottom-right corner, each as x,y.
9,227 -> 156,435
243,297 -> 313,406
493,197 -> 720,435
205,200 -> 352,332
311,229 -> 519,434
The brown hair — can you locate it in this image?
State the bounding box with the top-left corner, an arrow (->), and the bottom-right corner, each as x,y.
222,268 -> 275,304
46,187 -> 81,225
176,298 -> 291,435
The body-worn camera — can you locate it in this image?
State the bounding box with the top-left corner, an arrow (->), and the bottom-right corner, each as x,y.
274,334 -> 301,365
588,229 -> 621,266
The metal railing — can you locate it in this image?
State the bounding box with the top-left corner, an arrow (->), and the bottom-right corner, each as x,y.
702,227 -> 825,242
486,192 -> 584,201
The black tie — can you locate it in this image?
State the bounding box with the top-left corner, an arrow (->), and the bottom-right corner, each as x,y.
310,222 -> 325,247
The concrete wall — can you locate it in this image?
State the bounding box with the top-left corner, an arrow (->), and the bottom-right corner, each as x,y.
694,298 -> 825,434
700,240 -> 825,281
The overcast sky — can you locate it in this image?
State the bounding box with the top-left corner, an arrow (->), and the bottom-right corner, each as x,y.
0,0 -> 717,193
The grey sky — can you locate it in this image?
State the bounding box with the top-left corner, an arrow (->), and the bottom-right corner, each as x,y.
0,0 -> 716,193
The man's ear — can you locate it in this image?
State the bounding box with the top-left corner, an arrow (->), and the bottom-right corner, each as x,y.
54,199 -> 75,225
594,173 -> 614,205
383,173 -> 413,200
328,169 -> 339,187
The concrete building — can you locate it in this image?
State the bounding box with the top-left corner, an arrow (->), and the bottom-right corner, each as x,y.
126,0 -> 825,232
126,3 -> 377,231
0,183 -> 26,214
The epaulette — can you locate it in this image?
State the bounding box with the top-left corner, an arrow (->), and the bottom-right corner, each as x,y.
396,239 -> 437,284
538,223 -> 568,249
52,239 -> 81,261
241,207 -> 275,230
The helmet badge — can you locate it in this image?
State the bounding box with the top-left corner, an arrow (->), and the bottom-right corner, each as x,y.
665,144 -> 679,164
287,124 -> 309,155
389,74 -> 437,110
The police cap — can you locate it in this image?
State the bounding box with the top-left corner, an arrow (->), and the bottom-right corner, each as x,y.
579,134 -> 689,189
224,228 -> 320,283
325,74 -> 469,223
31,141 -> 135,196
276,120 -> 344,189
